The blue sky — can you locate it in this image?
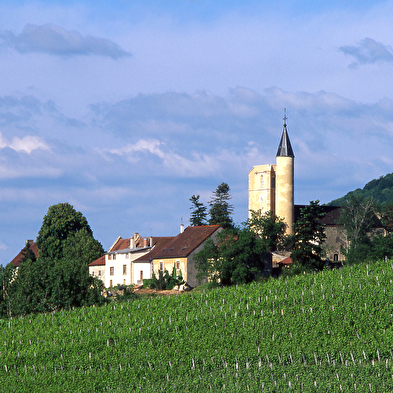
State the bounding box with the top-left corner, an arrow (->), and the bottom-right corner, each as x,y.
1,0 -> 393,265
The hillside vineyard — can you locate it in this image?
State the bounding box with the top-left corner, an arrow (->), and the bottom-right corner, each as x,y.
1,260 -> 393,391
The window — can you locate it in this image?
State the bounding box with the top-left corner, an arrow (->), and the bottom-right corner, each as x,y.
125,253 -> 129,259
334,254 -> 339,262
109,280 -> 113,287
140,270 -> 143,280
98,270 -> 101,276
110,266 -> 114,276
113,254 -> 116,260
260,175 -> 264,188
92,271 -> 95,277
108,254 -> 112,260
159,261 -> 163,271
123,265 -> 127,275
123,279 -> 126,285
176,260 -> 180,270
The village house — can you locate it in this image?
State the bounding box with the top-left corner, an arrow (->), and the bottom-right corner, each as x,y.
89,232 -> 175,288
134,225 -> 222,288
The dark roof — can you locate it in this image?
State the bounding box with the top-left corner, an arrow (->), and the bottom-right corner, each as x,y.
89,255 -> 105,266
294,205 -> 344,226
10,240 -> 39,267
134,225 -> 221,262
276,125 -> 294,157
133,237 -> 176,263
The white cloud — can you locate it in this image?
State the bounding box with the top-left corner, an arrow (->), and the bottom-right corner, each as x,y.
0,24 -> 131,58
0,132 -> 49,154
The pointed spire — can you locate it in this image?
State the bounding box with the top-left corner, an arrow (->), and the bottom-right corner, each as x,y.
276,109 -> 294,157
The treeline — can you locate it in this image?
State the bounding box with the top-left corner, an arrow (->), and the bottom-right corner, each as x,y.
0,203 -> 105,318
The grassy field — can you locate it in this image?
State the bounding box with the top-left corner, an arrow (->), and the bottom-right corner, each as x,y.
1,260 -> 393,392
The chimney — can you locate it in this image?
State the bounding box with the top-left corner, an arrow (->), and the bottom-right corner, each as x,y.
149,236 -> 153,247
130,237 -> 135,249
180,224 -> 185,234
143,237 -> 149,247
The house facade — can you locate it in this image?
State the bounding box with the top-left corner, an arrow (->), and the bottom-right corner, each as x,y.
135,225 -> 222,288
89,233 -> 175,288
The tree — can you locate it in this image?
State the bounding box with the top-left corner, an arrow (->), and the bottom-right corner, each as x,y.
189,194 -> 207,226
248,210 -> 287,251
208,182 -> 234,229
37,203 -> 93,260
0,263 -> 17,318
290,200 -> 326,271
339,196 -> 380,264
11,203 -> 105,315
195,224 -> 268,286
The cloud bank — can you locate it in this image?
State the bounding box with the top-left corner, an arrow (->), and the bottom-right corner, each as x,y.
340,38 -> 393,68
0,24 -> 131,58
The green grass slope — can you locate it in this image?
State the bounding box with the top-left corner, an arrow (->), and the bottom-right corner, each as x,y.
1,260 -> 393,392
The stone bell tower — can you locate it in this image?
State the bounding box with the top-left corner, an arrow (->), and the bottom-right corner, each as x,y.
248,110 -> 294,234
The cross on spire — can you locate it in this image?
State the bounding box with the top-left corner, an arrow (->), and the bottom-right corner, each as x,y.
283,108 -> 287,126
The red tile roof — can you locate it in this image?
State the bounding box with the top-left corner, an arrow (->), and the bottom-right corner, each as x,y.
10,240 -> 39,267
89,255 -> 105,266
135,226 -> 221,262
133,237 -> 176,263
279,257 -> 293,265
109,236 -> 146,251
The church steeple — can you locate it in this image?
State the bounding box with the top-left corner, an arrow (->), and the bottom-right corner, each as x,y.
276,109 -> 294,157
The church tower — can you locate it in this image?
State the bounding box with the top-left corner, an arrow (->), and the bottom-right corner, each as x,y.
248,110 -> 294,234
275,112 -> 294,234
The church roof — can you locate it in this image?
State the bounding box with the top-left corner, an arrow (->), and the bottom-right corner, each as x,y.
276,124 -> 294,157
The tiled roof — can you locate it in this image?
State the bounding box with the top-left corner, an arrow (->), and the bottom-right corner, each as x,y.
135,225 -> 221,262
279,256 -> 293,265
89,255 -> 105,266
133,237 -> 175,263
110,236 -> 146,252
10,241 -> 39,267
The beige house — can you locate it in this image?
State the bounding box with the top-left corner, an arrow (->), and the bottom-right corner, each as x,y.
134,225 -> 222,288
88,255 -> 106,282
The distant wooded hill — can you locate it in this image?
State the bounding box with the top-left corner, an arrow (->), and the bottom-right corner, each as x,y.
327,172 -> 393,206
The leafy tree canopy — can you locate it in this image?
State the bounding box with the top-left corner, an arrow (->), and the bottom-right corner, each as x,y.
37,203 -> 94,260
195,223 -> 268,286
2,203 -> 105,317
248,210 -> 287,251
290,200 -> 326,271
327,172 -> 393,207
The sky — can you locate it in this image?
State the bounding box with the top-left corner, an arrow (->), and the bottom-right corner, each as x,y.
1,0 -> 393,265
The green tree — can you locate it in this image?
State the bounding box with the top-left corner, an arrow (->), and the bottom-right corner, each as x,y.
248,210 -> 287,251
208,182 -> 234,229
11,203 -> 105,315
36,202 -> 93,260
195,225 -> 267,286
339,196 -> 380,264
0,263 -> 17,318
189,194 -> 208,226
290,200 -> 326,271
